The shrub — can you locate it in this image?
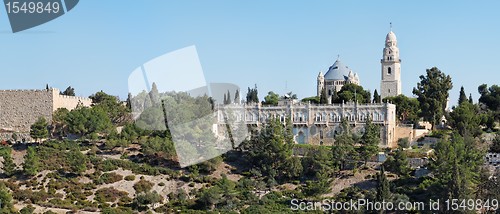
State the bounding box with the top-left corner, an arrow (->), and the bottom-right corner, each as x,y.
98,172 -> 123,184
95,187 -> 128,203
124,175 -> 136,181
133,180 -> 153,193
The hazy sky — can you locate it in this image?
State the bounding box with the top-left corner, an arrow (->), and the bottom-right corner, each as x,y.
1,1 -> 499,107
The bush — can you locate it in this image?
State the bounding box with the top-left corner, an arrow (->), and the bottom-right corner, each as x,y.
133,180 -> 153,193
98,172 -> 123,184
124,175 -> 136,181
20,204 -> 36,214
95,187 -> 128,203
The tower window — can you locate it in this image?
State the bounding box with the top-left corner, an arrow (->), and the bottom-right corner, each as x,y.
388,89 -> 391,93
387,67 -> 392,75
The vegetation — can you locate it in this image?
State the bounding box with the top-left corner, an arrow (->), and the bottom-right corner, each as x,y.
30,117 -> 49,142
383,94 -> 420,125
412,67 -> 453,129
332,83 -> 371,104
262,91 -> 279,106
23,146 -> 39,177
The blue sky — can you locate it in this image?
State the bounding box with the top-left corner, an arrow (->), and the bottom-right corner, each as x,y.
1,1 -> 499,107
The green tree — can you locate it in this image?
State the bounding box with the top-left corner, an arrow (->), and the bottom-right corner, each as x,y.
2,152 -> 15,177
90,91 -> 130,125
478,84 -> 500,112
262,91 -> 279,106
0,183 -> 15,213
468,93 -> 473,104
65,107 -> 112,137
332,119 -> 355,172
430,133 -> 484,201
376,166 -> 390,201
384,148 -> 410,177
333,83 -> 371,104
242,118 -> 295,181
447,100 -> 481,137
246,85 -> 259,104
458,86 -> 468,105
360,116 -> 380,165
30,117 -> 49,142
51,108 -> 69,137
301,96 -> 320,104
234,89 -> 240,103
412,67 -> 453,129
66,147 -> 87,175
23,146 -> 39,177
373,89 -> 381,103
60,86 -> 75,96
319,87 -> 328,104
383,95 -> 420,125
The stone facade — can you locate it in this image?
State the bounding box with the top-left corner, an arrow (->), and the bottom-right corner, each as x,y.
215,102 -> 397,148
0,88 -> 92,140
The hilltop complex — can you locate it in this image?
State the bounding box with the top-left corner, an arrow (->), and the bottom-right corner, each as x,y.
214,29 -> 422,148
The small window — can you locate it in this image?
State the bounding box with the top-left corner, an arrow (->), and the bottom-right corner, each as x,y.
388,67 -> 392,75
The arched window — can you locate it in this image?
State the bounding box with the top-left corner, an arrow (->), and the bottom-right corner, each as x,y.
388,67 -> 392,75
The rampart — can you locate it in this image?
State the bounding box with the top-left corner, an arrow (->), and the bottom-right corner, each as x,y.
0,88 -> 92,141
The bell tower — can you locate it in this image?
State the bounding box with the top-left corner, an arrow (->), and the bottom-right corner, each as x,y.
380,24 -> 402,99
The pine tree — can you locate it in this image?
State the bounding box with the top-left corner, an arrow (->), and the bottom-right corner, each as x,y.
23,146 -> 39,177
458,86 -> 468,105
0,183 -> 15,213
30,117 -> 48,143
468,93 -> 473,104
67,147 -> 87,175
392,148 -> 410,177
2,153 -> 16,177
376,166 -> 390,201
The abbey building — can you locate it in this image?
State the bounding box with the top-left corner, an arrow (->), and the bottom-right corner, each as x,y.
214,29 -> 407,148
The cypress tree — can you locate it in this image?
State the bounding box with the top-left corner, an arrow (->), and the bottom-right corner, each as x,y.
376,166 -> 390,201
458,86 -> 468,105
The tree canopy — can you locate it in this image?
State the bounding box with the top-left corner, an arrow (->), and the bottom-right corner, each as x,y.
30,117 -> 49,142
333,83 -> 371,104
60,86 -> 75,96
383,94 -> 420,125
412,67 -> 453,129
262,91 -> 279,106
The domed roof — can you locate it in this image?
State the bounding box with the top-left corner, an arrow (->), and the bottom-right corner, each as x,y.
324,59 -> 351,81
386,31 -> 397,42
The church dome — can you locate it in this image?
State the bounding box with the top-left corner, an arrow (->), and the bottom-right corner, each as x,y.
386,31 -> 397,42
324,59 -> 352,81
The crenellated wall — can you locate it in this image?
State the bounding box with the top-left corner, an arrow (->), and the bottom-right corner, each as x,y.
52,88 -> 92,111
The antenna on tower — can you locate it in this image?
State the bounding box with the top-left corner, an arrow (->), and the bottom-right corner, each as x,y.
390,22 -> 392,31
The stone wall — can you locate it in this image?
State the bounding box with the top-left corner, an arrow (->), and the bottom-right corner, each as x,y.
52,88 -> 92,111
0,89 -> 54,133
0,88 -> 92,141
